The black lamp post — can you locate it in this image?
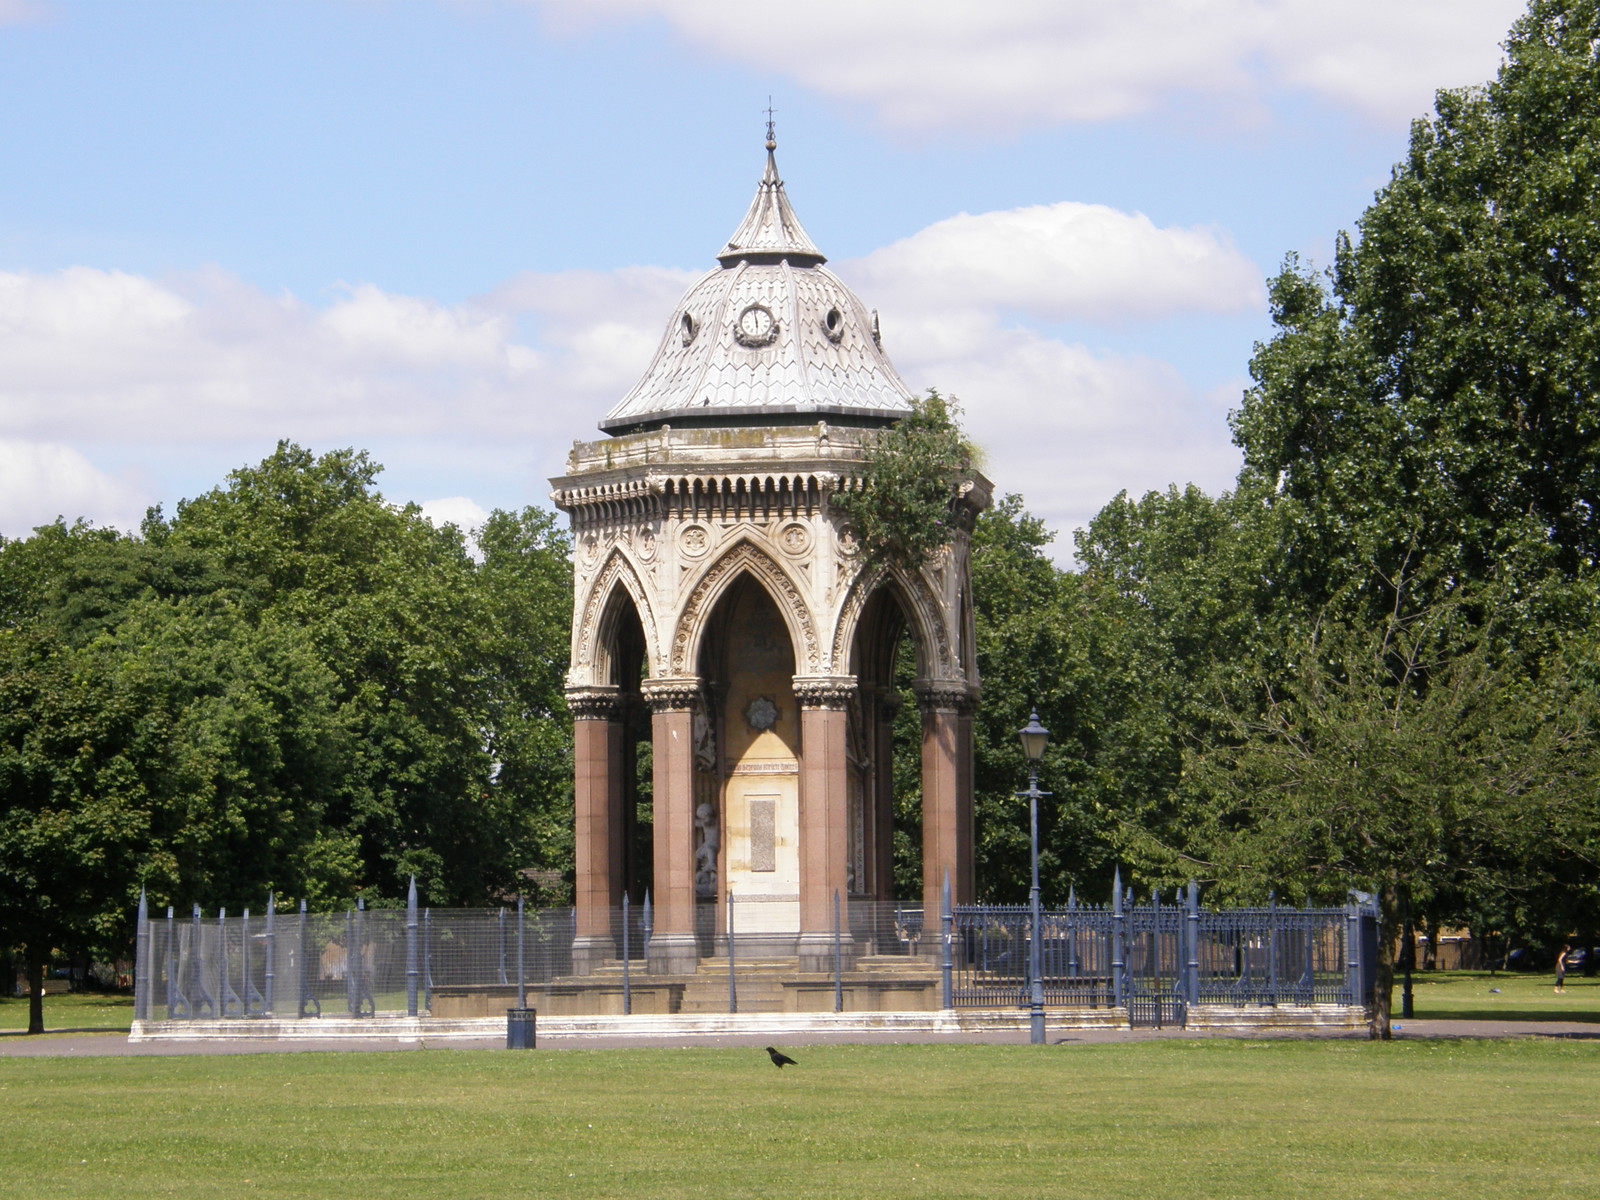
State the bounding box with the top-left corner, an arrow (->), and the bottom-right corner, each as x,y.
1018,709 -> 1049,1045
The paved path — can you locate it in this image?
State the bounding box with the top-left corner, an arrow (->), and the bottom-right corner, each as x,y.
3,1018 -> 1595,1057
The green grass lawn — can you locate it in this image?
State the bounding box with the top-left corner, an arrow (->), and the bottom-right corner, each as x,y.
3,969 -> 1594,1036
1399,970 -> 1600,1022
2,1040 -> 1597,1200
0,993 -> 134,1035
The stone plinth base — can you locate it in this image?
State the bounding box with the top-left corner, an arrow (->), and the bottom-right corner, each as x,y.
129,1001 -> 1372,1043
568,935 -> 618,977
646,934 -> 701,976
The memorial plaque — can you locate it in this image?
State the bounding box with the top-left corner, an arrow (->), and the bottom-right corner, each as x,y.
749,797 -> 776,871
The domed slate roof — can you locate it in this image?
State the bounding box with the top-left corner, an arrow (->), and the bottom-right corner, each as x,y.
599,137 -> 916,435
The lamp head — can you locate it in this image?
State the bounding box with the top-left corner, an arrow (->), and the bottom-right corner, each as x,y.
1018,709 -> 1050,764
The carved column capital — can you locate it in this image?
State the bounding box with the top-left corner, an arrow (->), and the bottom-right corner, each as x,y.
867,683 -> 905,716
640,676 -> 703,714
792,674 -> 858,710
566,686 -> 623,721
913,680 -> 979,716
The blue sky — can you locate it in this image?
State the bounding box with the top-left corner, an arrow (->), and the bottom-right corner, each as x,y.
0,0 -> 1529,558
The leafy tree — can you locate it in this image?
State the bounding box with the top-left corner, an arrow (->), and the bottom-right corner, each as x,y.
965,495 -> 1102,902
1026,482 -> 1291,897
476,507 -> 576,901
1177,0 -> 1600,987
1184,586 -> 1600,1037
2,445 -> 577,1029
159,444 -> 503,903
835,390 -> 979,572
1233,0 -> 1600,619
945,485 -> 1283,906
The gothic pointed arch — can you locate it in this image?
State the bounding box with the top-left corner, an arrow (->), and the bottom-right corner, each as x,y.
831,559 -> 957,682
670,538 -> 820,676
572,549 -> 661,688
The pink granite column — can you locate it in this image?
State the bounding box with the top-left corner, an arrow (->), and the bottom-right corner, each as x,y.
567,687 -> 623,974
917,683 -> 977,925
794,676 -> 857,971
642,678 -> 702,975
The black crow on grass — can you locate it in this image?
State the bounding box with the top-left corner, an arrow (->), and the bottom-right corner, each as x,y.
766,1046 -> 798,1068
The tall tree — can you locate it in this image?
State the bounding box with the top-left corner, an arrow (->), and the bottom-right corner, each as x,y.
1185,586 -> 1600,1037
0,525 -> 349,1031
1233,0 -> 1600,619
476,506 -> 576,901
1202,0 -> 1600,994
161,443 -> 505,903
2,445 -> 579,1030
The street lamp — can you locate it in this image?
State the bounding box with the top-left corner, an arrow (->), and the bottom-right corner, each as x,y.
1018,709 -> 1049,1045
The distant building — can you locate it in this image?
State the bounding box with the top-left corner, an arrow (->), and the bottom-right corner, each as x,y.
551,130 -> 988,974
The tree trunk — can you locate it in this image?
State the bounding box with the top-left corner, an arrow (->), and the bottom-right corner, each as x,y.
1369,885 -> 1397,1040
26,954 -> 45,1035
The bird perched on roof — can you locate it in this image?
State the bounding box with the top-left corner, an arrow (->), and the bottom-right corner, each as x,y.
766,1046 -> 798,1069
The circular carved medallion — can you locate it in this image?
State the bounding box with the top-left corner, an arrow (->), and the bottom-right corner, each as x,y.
777,520 -> 811,556
681,524 -> 710,558
745,696 -> 779,732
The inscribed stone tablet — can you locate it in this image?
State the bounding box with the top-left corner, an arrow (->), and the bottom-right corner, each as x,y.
750,797 -> 776,871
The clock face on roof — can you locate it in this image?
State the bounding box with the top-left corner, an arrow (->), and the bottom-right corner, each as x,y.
734,302 -> 778,347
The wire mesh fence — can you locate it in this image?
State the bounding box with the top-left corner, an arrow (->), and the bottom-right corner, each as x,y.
132,884 -> 1377,1023
135,897 -> 577,1022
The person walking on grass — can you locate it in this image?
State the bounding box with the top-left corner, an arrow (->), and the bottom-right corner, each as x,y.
1555,944 -> 1571,993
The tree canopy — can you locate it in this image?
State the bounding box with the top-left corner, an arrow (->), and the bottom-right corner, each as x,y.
0,443 -> 573,1030
1234,0 -> 1600,617
834,390 -> 979,572
940,2 -> 1600,1036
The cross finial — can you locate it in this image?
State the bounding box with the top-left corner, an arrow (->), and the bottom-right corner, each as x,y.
764,97 -> 777,151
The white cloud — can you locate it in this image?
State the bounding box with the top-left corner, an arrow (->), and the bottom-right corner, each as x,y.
829,202 -> 1260,548
525,0 -> 1525,132
0,265 -> 656,450
419,495 -> 492,533
419,495 -> 494,559
1,199 -> 1254,555
862,311 -> 1243,554
0,440 -> 152,537
0,263 -> 699,534
320,285 -> 515,368
848,203 -> 1264,325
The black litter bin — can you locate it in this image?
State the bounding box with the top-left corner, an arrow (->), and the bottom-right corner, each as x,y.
506,1007 -> 536,1049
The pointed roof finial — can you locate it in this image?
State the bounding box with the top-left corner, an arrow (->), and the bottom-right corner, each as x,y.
718,104 -> 824,266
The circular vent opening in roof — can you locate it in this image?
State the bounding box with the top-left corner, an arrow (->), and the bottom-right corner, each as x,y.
822,306 -> 844,343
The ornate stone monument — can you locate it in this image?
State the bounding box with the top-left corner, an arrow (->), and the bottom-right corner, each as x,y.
551,129 -> 989,974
